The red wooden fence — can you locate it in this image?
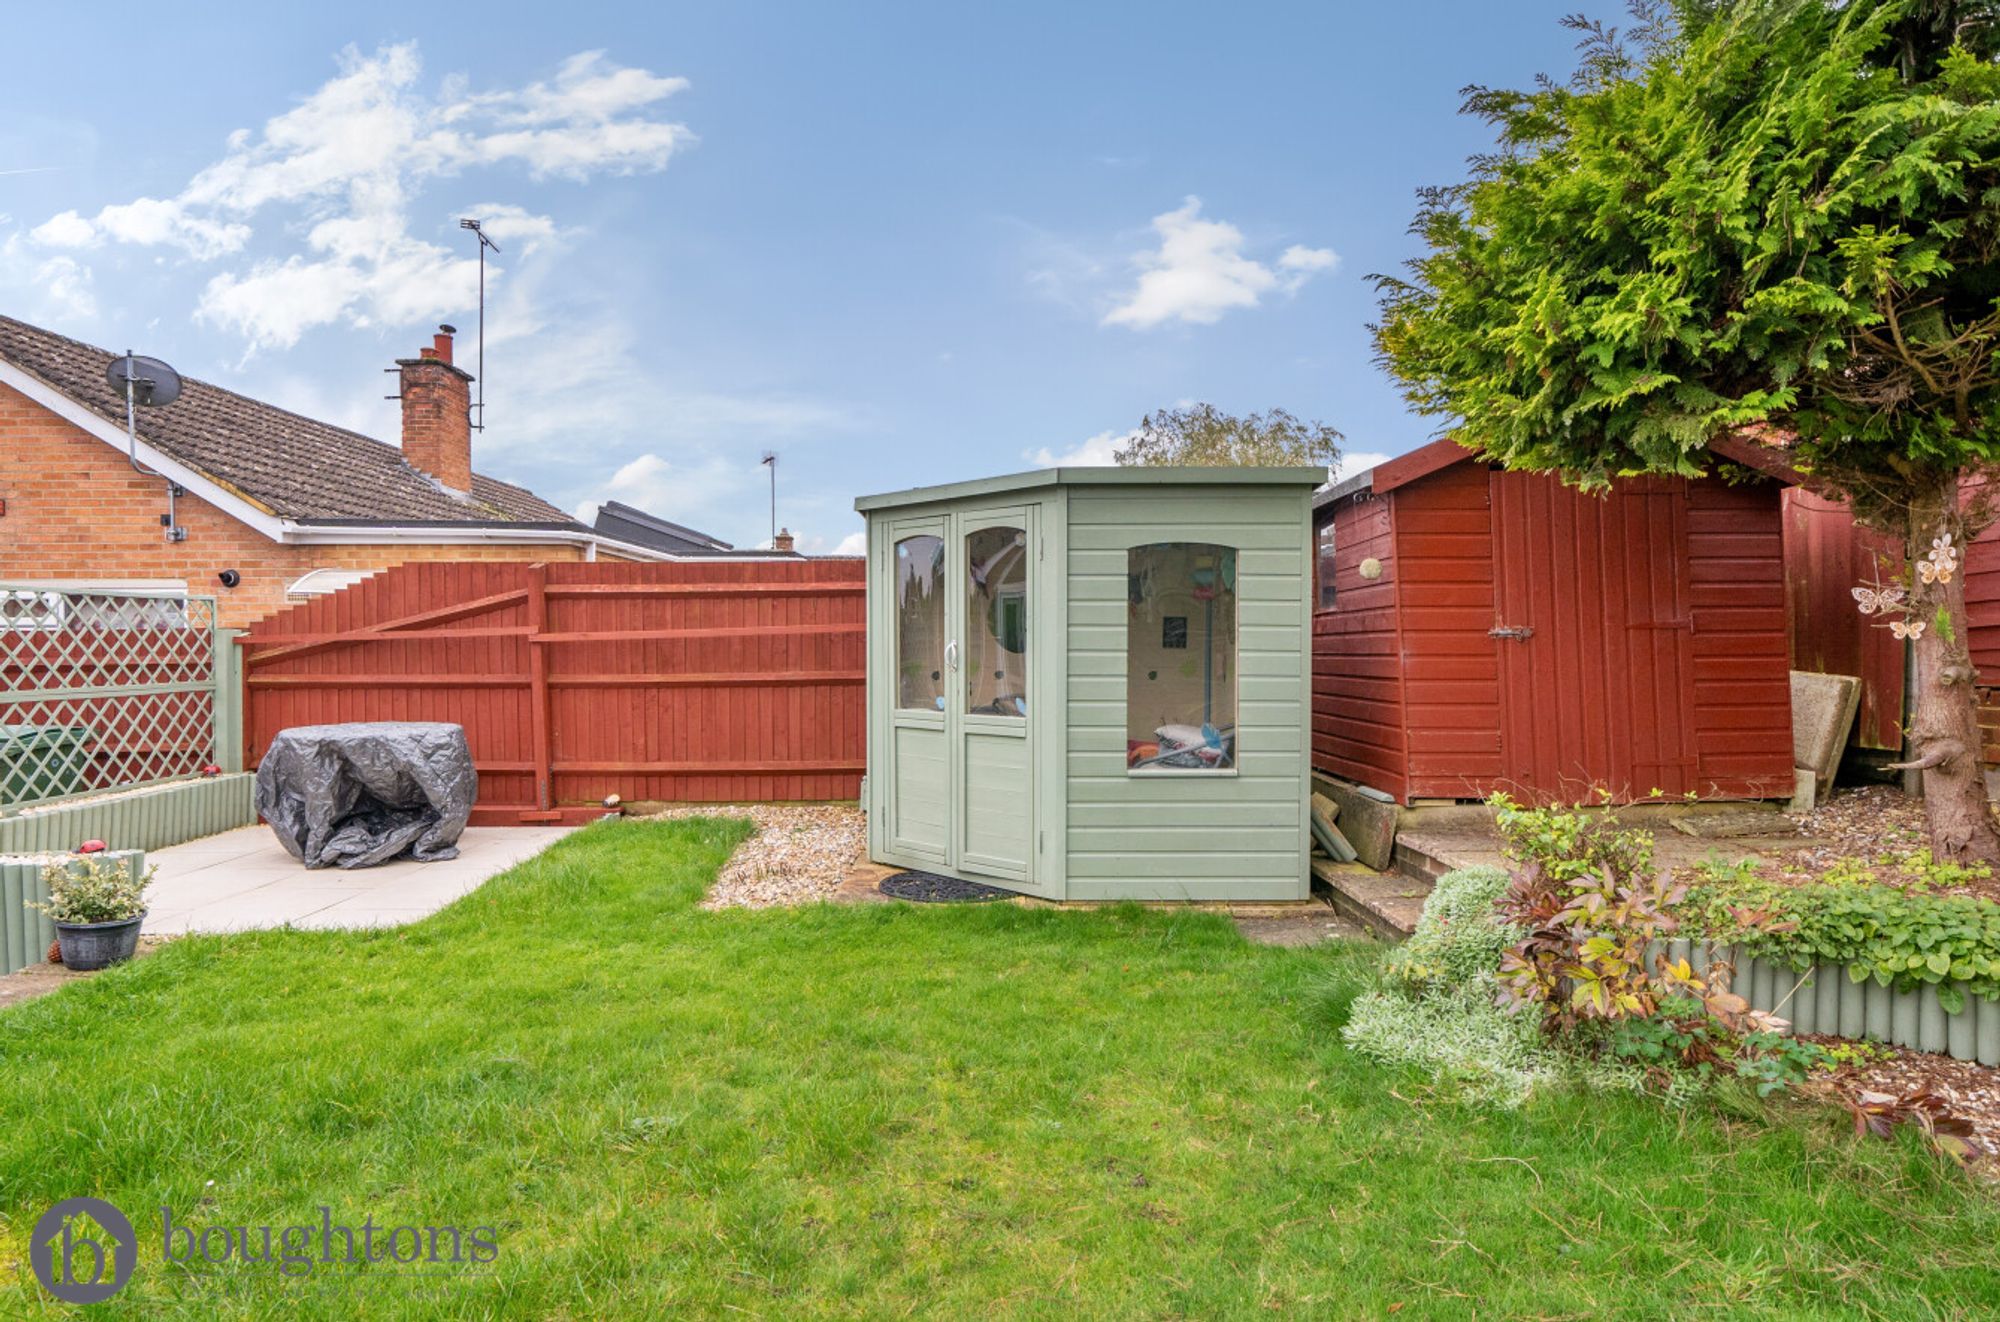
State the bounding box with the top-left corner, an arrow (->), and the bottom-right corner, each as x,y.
238,559 -> 866,823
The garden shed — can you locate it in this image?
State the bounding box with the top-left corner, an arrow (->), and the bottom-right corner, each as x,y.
857,465 -> 1324,901
1313,440 -> 1795,805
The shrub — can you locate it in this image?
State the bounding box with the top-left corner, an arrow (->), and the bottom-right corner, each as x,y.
1343,867 -> 1555,1106
30,854 -> 152,925
1489,791 -> 1653,884
1681,876 -> 2000,1014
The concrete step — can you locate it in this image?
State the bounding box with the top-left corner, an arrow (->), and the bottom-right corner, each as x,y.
1310,858 -> 1431,941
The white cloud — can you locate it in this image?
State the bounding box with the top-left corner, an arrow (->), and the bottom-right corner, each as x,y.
1102,197 -> 1336,330
1334,450 -> 1390,482
34,253 -> 96,320
29,211 -> 97,247
1278,244 -> 1339,280
572,444 -> 783,547
1,235 -> 97,320
1026,427 -> 1133,467
832,530 -> 867,556
20,43 -> 692,352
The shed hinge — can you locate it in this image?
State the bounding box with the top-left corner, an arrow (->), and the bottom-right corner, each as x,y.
1038,829 -> 1045,853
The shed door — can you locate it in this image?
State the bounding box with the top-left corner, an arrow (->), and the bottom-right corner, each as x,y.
1489,473 -> 1698,800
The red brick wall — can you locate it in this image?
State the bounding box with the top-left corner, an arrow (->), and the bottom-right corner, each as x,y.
0,381 -> 600,628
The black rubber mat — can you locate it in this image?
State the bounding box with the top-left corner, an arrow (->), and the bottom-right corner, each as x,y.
878,871 -> 1015,903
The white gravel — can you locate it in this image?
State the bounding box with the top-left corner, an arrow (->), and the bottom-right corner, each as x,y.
636,804 -> 866,909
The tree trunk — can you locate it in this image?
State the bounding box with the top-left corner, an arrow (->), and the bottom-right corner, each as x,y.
1900,479 -> 2000,864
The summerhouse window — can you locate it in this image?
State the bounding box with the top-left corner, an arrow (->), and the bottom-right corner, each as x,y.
965,525 -> 1029,716
895,534 -> 945,710
1125,543 -> 1237,773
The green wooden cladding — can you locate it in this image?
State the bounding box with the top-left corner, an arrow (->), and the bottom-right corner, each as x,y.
862,467 -> 1323,901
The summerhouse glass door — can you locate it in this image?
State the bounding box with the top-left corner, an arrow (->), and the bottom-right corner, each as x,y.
882,507 -> 1038,888
951,505 -> 1035,883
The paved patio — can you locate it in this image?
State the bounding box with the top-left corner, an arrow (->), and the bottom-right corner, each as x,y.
142,825 -> 575,934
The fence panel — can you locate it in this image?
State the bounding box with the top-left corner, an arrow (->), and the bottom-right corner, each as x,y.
239,559 -> 867,823
1,586 -> 227,812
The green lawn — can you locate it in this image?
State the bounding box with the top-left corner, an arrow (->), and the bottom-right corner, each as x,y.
2,818 -> 1996,1319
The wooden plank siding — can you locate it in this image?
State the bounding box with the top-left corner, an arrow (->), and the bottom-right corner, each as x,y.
1311,456 -> 1793,804
240,558 -> 866,820
1309,491 -> 1407,799
1396,462 -> 1502,799
1065,486 -> 1312,899
1781,490 -> 1906,752
1685,480 -> 1796,796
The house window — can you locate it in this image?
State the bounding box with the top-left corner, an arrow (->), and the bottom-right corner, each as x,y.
895,534 -> 945,710
1317,519 -> 1337,610
965,525 -> 1028,716
1126,543 -> 1237,772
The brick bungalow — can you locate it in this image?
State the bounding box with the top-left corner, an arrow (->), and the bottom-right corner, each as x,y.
0,315 -> 721,627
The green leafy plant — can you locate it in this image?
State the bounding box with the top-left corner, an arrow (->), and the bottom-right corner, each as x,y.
1373,0 -> 2000,865
1605,991 -> 1829,1097
30,854 -> 153,925
1681,876 -> 2000,1012
1489,792 -> 1654,884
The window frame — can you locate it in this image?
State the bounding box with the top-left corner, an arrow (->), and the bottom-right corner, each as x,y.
1123,541 -> 1241,779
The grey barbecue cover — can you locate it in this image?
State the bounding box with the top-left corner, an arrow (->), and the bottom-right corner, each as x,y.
255,722 -> 476,869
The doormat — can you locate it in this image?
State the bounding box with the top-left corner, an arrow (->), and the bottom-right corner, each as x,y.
879,871 -> 1015,903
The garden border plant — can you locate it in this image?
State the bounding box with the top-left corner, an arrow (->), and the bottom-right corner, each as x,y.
1681,869 -> 2000,1014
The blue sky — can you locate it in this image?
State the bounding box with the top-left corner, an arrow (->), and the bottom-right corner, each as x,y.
0,2 -> 1587,553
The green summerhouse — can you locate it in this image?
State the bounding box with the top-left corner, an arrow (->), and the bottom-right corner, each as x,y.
856,465 -> 1325,901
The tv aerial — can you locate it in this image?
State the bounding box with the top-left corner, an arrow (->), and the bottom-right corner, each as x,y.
458,218 -> 500,431
105,352 -> 188,542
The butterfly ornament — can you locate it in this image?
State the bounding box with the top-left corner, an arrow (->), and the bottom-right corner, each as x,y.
1852,583 -> 1907,615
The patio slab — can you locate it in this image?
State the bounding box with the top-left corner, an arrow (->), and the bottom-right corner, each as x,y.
142,825 -> 575,934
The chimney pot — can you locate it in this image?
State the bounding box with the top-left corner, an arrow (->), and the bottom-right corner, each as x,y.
774,528 -> 796,554
432,325 -> 455,365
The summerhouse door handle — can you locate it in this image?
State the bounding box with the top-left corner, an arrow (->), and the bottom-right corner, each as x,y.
1488,625 -> 1534,641
945,640 -> 959,671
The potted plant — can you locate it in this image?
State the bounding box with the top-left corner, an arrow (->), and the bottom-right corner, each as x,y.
30,853 -> 153,971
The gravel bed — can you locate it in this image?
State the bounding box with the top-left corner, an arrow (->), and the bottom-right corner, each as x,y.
1674,786 -> 2000,903
634,804 -> 866,909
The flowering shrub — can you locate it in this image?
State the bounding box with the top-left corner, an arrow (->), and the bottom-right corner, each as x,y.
30,854 -> 153,925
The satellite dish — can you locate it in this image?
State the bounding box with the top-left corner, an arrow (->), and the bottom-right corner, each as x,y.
105,353 -> 182,407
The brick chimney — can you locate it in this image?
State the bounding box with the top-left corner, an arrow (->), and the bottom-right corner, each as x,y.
774,528 -> 796,554
397,324 -> 474,493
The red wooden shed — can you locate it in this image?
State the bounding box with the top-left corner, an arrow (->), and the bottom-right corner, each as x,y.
1782,488 -> 2000,768
1311,440 -> 1796,805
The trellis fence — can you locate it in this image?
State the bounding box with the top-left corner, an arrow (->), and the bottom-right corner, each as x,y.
0,585 -> 242,814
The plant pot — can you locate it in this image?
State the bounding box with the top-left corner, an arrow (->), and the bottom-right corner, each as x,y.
54,912 -> 146,972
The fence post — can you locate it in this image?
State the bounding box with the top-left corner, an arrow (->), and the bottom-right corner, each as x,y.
527,564 -> 554,812
213,627 -> 245,773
